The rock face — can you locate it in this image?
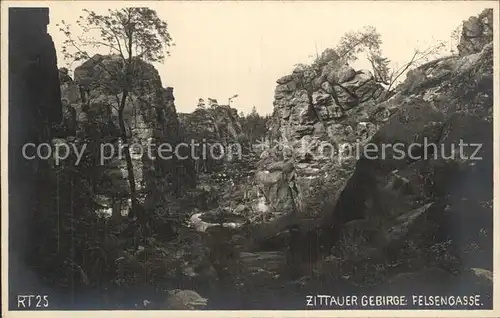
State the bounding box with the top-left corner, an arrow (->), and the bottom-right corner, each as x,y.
60,55 -> 195,216
8,7 -> 63,304
179,105 -> 243,173
178,105 -> 244,174
252,49 -> 384,244
401,42 -> 493,119
179,105 -> 244,144
178,105 -> 250,210
457,9 -> 493,56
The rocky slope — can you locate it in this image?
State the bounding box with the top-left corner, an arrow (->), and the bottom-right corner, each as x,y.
245,8 -> 493,302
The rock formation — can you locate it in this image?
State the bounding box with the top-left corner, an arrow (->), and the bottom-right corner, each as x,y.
59,54 -> 196,217
179,105 -> 244,143
10,46 -> 198,307
249,8 -> 493,302
251,49 -> 384,245
178,104 -> 244,174
457,8 -> 493,56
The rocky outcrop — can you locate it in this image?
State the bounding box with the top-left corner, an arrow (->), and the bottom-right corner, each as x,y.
60,55 -> 195,217
334,101 -> 493,263
250,49 -> 384,244
179,105 -> 243,144
8,7 -> 63,305
249,10 -> 493,300
457,9 -> 493,57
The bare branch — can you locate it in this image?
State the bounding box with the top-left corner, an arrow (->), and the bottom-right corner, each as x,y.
368,55 -> 390,85
63,29 -> 118,82
385,41 -> 444,94
80,39 -> 122,55
386,50 -> 418,93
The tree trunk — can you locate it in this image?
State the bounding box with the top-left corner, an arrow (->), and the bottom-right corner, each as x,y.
117,90 -> 139,218
111,197 -> 122,221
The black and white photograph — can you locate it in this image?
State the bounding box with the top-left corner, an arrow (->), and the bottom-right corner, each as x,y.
2,0 -> 498,314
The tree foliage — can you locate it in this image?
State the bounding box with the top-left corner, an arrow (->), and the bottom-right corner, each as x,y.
59,8 -> 173,65
449,25 -> 462,55
335,26 -> 383,63
240,106 -> 270,146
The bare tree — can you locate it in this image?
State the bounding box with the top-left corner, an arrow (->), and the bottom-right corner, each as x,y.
382,42 -> 446,96
449,25 -> 462,55
317,25 -> 447,99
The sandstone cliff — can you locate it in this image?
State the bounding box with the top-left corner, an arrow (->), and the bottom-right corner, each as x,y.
251,48 -> 385,244
59,55 -> 196,217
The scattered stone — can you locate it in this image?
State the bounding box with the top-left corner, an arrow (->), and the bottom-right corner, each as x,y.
165,289 -> 208,310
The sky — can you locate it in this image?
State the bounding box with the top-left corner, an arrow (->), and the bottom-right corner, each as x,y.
43,1 -> 495,115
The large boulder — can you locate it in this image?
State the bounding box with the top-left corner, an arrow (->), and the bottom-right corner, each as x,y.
164,289 -> 209,309
321,60 -> 356,84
